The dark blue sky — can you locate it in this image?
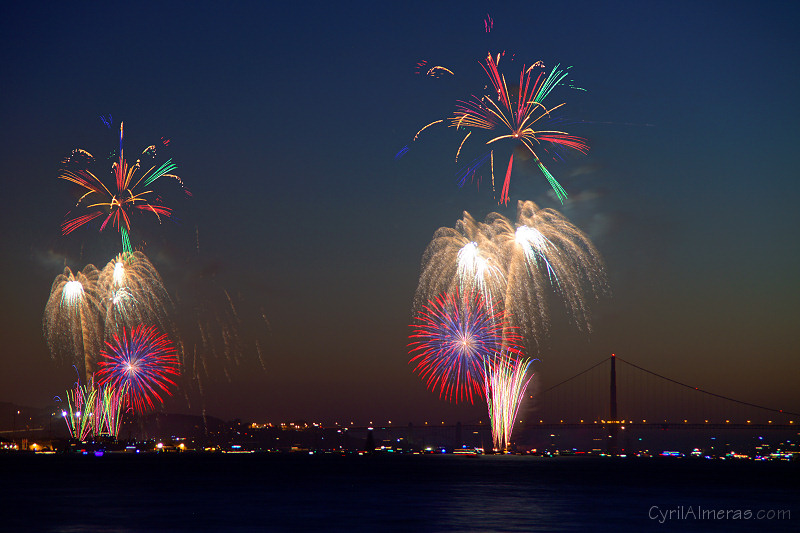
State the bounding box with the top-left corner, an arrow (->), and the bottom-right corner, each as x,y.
1,1 -> 798,423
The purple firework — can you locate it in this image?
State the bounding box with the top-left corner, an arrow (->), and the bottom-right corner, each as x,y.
408,291 -> 523,403
96,325 -> 180,413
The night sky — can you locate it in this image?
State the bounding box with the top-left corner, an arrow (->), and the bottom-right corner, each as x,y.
1,1 -> 798,425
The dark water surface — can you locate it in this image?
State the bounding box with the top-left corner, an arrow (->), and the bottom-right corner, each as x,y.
1,454 -> 797,532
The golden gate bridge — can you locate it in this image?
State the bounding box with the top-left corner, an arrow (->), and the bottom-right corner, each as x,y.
535,353 -> 797,427
363,354 -> 799,453
528,353 -> 798,454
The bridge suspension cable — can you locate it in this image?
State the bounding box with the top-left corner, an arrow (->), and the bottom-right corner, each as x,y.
615,356 -> 800,417
542,354 -> 800,419
541,356 -> 608,394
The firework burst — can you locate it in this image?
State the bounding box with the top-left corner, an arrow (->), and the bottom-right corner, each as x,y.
96,325 -> 181,413
59,121 -> 189,253
486,200 -> 606,339
97,251 -> 174,340
451,53 -> 588,204
412,52 -> 587,205
415,211 -> 505,315
43,265 -> 103,383
409,291 -> 523,403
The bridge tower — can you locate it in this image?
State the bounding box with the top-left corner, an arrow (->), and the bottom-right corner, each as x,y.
608,353 -> 619,455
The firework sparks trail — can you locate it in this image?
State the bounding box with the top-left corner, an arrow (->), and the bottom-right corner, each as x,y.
60,379 -> 97,441
492,200 -> 607,339
455,241 -> 507,313
96,325 -> 181,413
456,151 -> 492,187
166,263 -> 271,405
415,211 -> 505,317
426,66 -> 454,78
97,251 -> 175,341
414,119 -> 444,141
409,291 -> 523,403
415,59 -> 454,78
44,266 -> 103,383
58,377 -> 129,440
59,121 -> 190,253
485,353 -> 534,450
96,382 -> 128,437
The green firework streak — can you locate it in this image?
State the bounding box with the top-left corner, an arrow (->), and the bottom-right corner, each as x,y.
537,162 -> 568,204
121,226 -> 132,254
142,159 -> 178,188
